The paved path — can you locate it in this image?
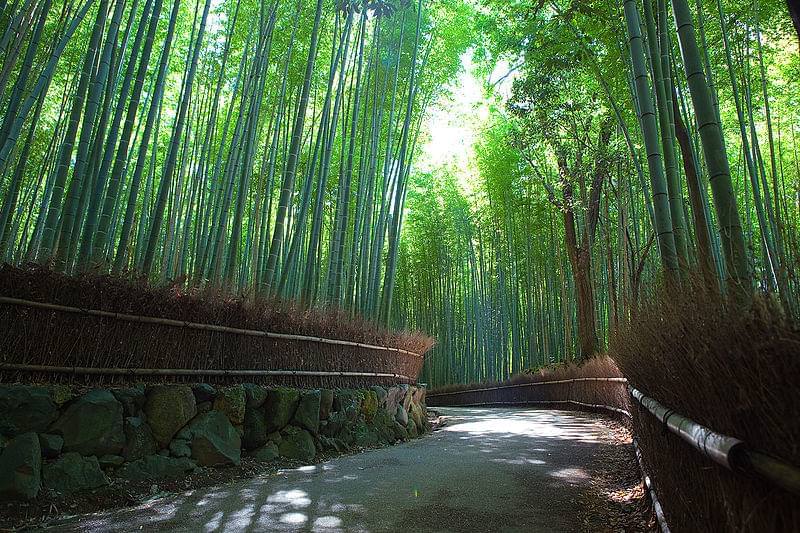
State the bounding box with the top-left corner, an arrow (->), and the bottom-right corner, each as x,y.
48,408 -> 628,532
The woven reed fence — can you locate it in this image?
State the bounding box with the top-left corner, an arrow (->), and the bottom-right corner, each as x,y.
0,297 -> 425,387
427,377 -> 631,416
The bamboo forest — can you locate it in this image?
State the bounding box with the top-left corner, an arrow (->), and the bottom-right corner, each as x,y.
0,0 -> 797,379
1,0 -> 799,529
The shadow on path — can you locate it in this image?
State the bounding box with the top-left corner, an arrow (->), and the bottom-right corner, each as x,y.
45,408 -> 631,532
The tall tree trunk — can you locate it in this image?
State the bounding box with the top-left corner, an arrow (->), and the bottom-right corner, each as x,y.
622,0 -> 679,277
113,0 -> 180,273
262,0 -> 324,292
142,0 -> 209,272
670,0 -> 751,294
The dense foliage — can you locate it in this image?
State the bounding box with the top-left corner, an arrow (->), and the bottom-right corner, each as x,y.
2,0 -> 798,388
394,0 -> 800,386
0,0 -> 472,324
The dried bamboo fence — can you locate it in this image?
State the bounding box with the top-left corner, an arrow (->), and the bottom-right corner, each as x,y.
0,296 -> 425,387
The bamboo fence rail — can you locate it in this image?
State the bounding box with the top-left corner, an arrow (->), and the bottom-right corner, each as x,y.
0,296 -> 423,357
0,363 -> 413,382
0,295 -> 425,385
427,377 -> 627,397
628,385 -> 800,496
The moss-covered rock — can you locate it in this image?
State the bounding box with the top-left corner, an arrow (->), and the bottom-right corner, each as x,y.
362,390 -> 379,422
112,386 -> 145,417
352,421 -> 381,448
371,409 -> 397,444
332,390 -> 363,419
392,421 -> 409,441
0,432 -> 41,499
98,455 -> 124,468
116,455 -> 196,482
412,387 -> 427,406
395,405 -> 409,426
38,433 -> 63,459
168,439 -> 192,459
370,386 -> 387,407
213,385 -> 246,425
406,418 -> 419,438
278,426 -> 316,462
122,417 -> 158,461
403,386 -> 417,412
320,410 -> 347,438
319,389 -> 334,420
318,436 -> 347,453
185,411 -> 241,466
250,442 -> 279,462
191,384 -> 216,403
243,384 -> 268,409
143,386 -> 196,448
43,453 -> 108,495
292,390 -> 321,434
0,386 -> 58,436
409,401 -> 428,432
242,405 -> 268,451
384,386 -> 406,415
263,388 -> 300,433
49,384 -> 74,407
51,389 -> 125,457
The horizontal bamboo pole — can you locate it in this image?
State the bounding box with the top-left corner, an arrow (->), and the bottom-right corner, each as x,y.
629,385 -> 800,495
629,385 -> 743,469
427,376 -> 628,397
0,363 -> 414,382
743,449 -> 800,496
0,296 -> 423,358
436,399 -> 631,418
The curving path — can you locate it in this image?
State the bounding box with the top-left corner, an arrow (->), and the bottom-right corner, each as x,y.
45,408 -> 639,532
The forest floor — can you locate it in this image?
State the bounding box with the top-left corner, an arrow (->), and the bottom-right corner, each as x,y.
35,408 -> 653,532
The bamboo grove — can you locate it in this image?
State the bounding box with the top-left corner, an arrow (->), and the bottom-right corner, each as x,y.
393,0 -> 800,386
2,0 -> 798,389
0,0 -> 471,324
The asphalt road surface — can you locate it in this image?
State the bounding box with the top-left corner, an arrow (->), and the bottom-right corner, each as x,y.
47,408 -> 631,532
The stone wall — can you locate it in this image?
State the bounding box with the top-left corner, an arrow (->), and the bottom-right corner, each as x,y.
0,383 -> 430,500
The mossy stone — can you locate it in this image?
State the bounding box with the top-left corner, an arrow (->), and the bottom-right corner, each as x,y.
43,453 -> 108,495
50,389 -> 125,457
251,442 -> 279,462
213,385 -> 246,425
263,388 -> 300,433
116,455 -> 196,482
38,433 -> 63,459
187,411 -> 241,466
278,426 -> 316,462
362,390 -> 379,421
143,386 -> 197,448
0,432 -> 41,499
292,390 -> 321,435
319,389 -> 334,420
122,417 -> 158,461
0,386 -> 58,436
